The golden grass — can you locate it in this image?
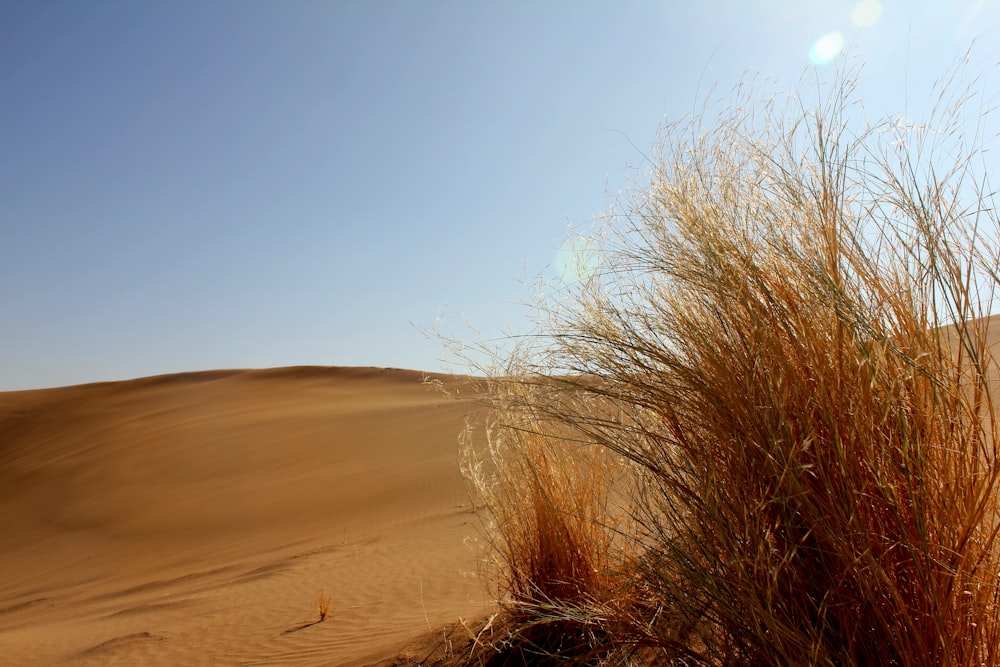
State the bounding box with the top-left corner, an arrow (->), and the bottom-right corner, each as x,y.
462,68 -> 1000,665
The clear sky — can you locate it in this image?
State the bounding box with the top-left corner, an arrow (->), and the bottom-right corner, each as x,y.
2,0 -> 998,390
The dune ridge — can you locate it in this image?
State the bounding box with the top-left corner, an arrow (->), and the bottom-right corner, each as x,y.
0,367 -> 489,666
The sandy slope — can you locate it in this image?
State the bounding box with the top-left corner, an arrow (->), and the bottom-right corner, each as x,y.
0,367 -> 493,666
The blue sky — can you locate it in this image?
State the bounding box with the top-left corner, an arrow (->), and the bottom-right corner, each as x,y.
1,1 -> 998,390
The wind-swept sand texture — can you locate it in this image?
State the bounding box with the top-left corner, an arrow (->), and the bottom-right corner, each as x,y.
0,367 -> 492,666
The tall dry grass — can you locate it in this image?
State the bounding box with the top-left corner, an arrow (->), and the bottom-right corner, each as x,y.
463,69 -> 1000,665
461,374 -> 641,662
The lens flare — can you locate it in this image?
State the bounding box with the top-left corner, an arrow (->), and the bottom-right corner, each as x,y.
555,237 -> 599,284
851,0 -> 882,28
808,32 -> 845,65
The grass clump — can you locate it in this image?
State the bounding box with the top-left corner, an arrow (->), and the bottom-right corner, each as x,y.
462,379 -> 642,662
463,68 -> 1000,665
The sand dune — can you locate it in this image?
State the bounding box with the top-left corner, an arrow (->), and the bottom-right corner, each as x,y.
0,367 -> 492,666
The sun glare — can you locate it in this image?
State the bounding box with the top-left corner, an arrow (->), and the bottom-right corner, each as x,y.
851,0 -> 883,28
808,32 -> 845,66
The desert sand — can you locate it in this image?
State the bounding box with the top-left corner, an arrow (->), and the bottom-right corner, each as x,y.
0,366 -> 493,666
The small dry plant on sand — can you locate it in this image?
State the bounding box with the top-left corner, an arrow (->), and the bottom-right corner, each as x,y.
463,64 -> 1000,666
317,590 -> 332,622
